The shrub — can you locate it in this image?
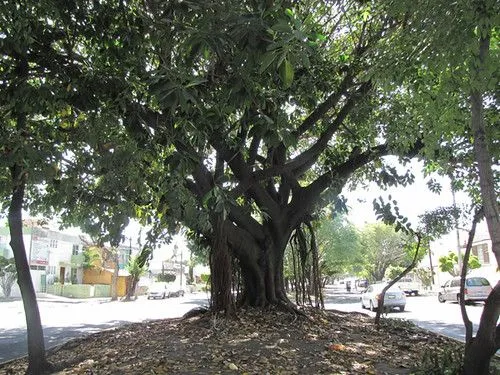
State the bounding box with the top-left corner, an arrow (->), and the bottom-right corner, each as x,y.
413,346 -> 463,375
157,273 -> 176,283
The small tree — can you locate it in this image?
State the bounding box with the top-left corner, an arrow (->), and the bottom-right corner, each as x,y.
359,223 -> 416,282
123,253 -> 148,301
317,214 -> 362,279
82,246 -> 102,269
0,256 -> 17,298
414,267 -> 434,290
438,251 -> 481,277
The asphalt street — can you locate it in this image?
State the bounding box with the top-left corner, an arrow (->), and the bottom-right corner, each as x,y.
0,293 -> 210,363
323,284 -> 487,344
0,286 -> 494,364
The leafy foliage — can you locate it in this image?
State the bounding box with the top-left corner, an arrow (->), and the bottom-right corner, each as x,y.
126,255 -> 148,280
82,247 -> 102,270
316,214 -> 362,277
438,251 -> 481,277
414,344 -> 465,375
0,256 -> 16,298
157,273 -> 176,283
358,223 -> 420,282
414,267 -> 434,289
385,265 -> 405,281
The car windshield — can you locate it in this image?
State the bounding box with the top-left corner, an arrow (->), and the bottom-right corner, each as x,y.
466,278 -> 490,287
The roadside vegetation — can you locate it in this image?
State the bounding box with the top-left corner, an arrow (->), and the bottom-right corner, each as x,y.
0,0 -> 497,374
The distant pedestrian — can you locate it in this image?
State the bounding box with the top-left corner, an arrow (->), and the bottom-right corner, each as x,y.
346,281 -> 351,293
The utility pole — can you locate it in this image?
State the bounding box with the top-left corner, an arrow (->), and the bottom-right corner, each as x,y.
428,245 -> 435,286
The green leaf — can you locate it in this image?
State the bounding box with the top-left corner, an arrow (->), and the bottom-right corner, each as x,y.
271,20 -> 292,34
279,59 -> 294,88
259,51 -> 277,74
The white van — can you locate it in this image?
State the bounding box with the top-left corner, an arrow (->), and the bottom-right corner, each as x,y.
438,277 -> 492,303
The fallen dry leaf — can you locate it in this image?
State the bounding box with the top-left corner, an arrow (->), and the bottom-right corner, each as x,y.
1,308 -> 497,375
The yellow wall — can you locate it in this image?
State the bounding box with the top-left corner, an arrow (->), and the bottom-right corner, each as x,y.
83,268 -> 128,296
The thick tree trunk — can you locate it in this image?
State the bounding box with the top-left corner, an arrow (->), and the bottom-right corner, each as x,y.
462,6 -> 499,373
229,220 -> 295,308
210,215 -> 234,313
123,275 -> 139,301
9,166 -> 52,374
463,282 -> 500,375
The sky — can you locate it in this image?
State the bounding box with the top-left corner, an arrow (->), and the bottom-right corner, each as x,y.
343,159 -> 470,229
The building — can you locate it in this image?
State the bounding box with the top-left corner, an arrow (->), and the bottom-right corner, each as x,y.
0,222 -> 137,298
0,224 -> 85,297
80,245 -> 134,297
429,221 -> 498,288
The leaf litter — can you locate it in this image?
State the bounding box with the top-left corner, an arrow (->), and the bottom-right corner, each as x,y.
0,308 -> 489,374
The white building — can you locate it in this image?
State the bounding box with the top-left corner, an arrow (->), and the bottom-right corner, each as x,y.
429,221 -> 498,288
0,223 -> 135,297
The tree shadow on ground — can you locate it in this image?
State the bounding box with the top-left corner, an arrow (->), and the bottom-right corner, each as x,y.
0,320 -> 131,363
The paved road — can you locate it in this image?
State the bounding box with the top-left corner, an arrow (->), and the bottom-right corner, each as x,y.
1,287 -> 494,364
0,293 -> 210,363
323,285 -> 488,343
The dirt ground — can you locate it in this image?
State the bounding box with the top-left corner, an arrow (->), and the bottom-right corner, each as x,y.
1,307 -> 497,375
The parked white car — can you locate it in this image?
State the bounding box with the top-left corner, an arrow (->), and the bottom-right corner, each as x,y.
361,283 -> 406,312
438,277 -> 492,304
147,283 -> 168,299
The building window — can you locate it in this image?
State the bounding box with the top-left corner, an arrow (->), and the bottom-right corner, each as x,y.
472,243 -> 490,265
72,244 -> 80,255
481,244 -> 490,265
50,239 -> 58,248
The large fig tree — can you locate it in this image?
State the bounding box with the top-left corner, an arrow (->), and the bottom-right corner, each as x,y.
109,0 -> 427,309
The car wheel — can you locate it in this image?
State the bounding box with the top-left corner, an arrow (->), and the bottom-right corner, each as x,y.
438,293 -> 445,303
399,305 -> 405,312
369,301 -> 375,312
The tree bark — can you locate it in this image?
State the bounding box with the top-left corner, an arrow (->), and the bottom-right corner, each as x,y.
9,166 -> 52,374
7,55 -> 52,374
463,282 -> 500,375
470,31 -> 500,266
123,275 -> 139,301
110,250 -> 119,301
462,3 -> 500,373
225,216 -> 306,309
210,215 -> 234,314
459,210 -> 481,345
